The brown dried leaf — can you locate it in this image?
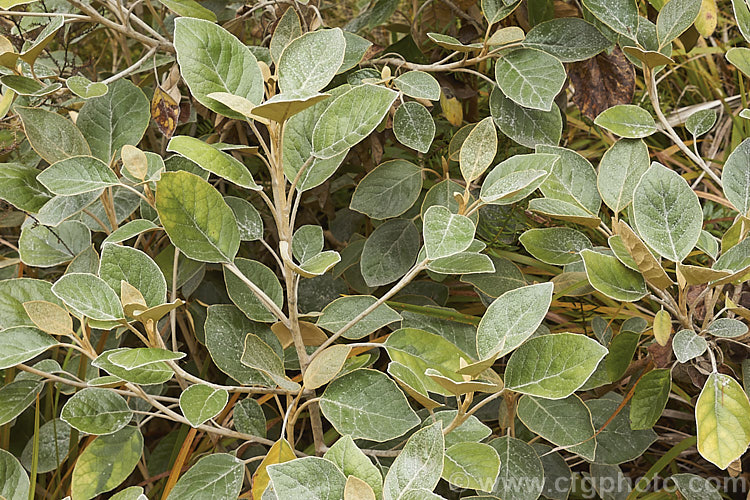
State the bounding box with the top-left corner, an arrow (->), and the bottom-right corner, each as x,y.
614,220 -> 674,290
151,85 -> 180,139
569,47 -> 635,121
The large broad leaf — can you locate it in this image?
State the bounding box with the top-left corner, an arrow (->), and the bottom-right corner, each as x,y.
360,219 -> 420,287
324,436 -> 383,498
442,442 -> 500,491
519,227 -> 592,265
633,162 -> 702,262
0,449 -> 29,500
0,326 -> 56,369
155,171 -> 240,263
656,0 -> 702,47
489,86 -> 562,148
489,436 -> 544,500
174,17 -> 263,119
350,159 -> 422,219
523,18 -> 610,62
52,273 -> 124,322
505,333 -> 608,399
495,48 -> 566,111
597,139 -> 650,214
70,427 -> 143,500
382,422 -> 444,500
269,457 -> 347,500
476,282 -> 553,359
581,0 -> 638,37
100,243 -> 166,309
532,443 -> 572,500
460,117 -> 497,183
61,387 -> 133,435
629,368 -> 671,430
76,79 -> 150,162
320,369 -> 419,442
167,136 -> 259,189
722,138 -> 750,215
179,384 -> 229,427
517,394 -> 596,460
423,205 -> 475,260
581,249 -> 648,302
278,28 -> 346,94
393,101 -> 435,153
37,156 -> 118,196
537,145 -> 601,214
20,418 -> 71,474
317,295 -> 401,339
0,278 -> 62,329
594,105 -> 656,138
19,219 -> 91,268
0,163 -> 51,212
15,107 -> 90,164
312,84 -> 397,159
0,380 -> 42,426
167,454 -> 244,500
224,258 -> 283,323
696,372 -> 750,469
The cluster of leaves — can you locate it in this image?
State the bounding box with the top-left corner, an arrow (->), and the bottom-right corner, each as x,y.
1,0 -> 750,498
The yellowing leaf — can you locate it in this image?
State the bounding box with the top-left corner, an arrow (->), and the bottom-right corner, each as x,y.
121,145 -> 148,181
653,309 -> 672,346
151,85 -> 179,139
695,0 -> 718,37
22,300 -> 73,336
251,439 -> 296,500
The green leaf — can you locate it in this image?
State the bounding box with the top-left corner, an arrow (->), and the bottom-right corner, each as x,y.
519,227 -> 592,265
234,398 -> 266,437
179,384 -> 229,427
476,282 -> 553,359
320,368 -> 420,442
460,117 -> 497,183
0,163 -> 51,212
630,368 -> 671,429
686,109 -> 717,137
383,422 -> 444,500
489,436 -> 544,500
537,145 -> 601,213
167,136 -> 260,190
205,305 -> 280,386
672,329 -> 707,362
312,84 -> 397,159
581,249 -> 648,301
633,162 -> 702,262
93,348 -> 174,386
108,348 -> 185,369
495,48 -> 565,111
292,225 -> 324,263
100,243 -> 166,309
15,106 -> 91,164
174,17 -> 264,119
0,75 -> 60,96
594,105 -> 657,138
393,101 -> 435,153
270,7 -> 302,63
517,394 -> 596,460
426,32 -> 482,51
707,318 -> 748,338
66,76 -> 108,99
523,18 -> 611,62
722,138 -> 750,215
52,272 -> 123,321
442,442 -> 500,491
532,444 -> 572,500
225,196 -> 263,241
167,454 -> 244,500
241,333 -> 300,392
427,252 -> 494,275
597,139 -> 650,213
0,380 -> 42,426
489,87 -> 562,148
505,332 -> 608,399
268,457 -> 347,499
587,397 -> 657,465
423,206 -> 475,260
110,487 -> 147,500
393,71 -> 441,100
727,47 -> 750,79
71,427 -> 144,500
157,0 -> 216,20
61,387 -> 133,435
0,326 -> 56,369
339,31 -> 372,73
156,171 -> 240,263
224,258 -> 283,322
20,418 -> 71,474
589,464 -> 631,499
19,219 -> 91,268
528,197 -> 601,228
278,28 -> 346,94
581,0 -> 638,37
657,0 -> 702,46
76,79 -> 150,162
479,153 -> 555,205
482,0 -> 522,24
103,219 -> 157,244
0,278 -> 62,329
350,160 -> 422,219
324,436 -> 383,498
670,473 -> 722,500
0,449 -> 29,500
317,295 -> 401,339
361,219 -> 420,287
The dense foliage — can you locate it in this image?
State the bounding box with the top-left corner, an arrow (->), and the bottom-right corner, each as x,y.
2,0 -> 750,498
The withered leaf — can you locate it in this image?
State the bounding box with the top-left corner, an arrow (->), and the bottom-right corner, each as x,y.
151,85 -> 180,139
568,46 -> 635,121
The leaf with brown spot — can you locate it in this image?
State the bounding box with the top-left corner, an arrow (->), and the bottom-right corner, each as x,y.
151,85 -> 180,139
568,46 -> 635,121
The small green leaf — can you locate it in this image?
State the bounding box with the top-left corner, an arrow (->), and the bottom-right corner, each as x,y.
269,457 -> 347,499
270,7 -> 302,63
0,278 -> 63,329
179,384 -> 229,427
19,220 -> 91,268
670,474 -> 722,500
52,273 -> 124,321
588,397 -> 657,465
167,454 -> 244,500
427,252 -> 495,275
393,71 -> 441,100
489,436 -> 544,500
20,418 -> 71,474
490,87 -> 562,148
224,258 -> 283,323
523,18 -> 610,62
423,205 -> 475,260
225,197 -> 263,241
581,0 -> 638,37
167,136 -> 259,190
672,329 -> 707,362
157,0 -> 216,20
103,219 -> 157,245
495,48 -> 566,111
517,394 -> 596,459
350,159 -> 422,219
686,109 -> 717,137
234,398 -> 266,437
479,153 -> 556,205
382,422 -> 444,500
108,348 -> 185,369
317,295 -> 401,340
442,442 -> 501,490
0,326 -> 56,369
0,449 -> 29,500
393,101 -> 435,153
61,387 -> 133,435
361,219 -> 420,287
722,138 -> 750,216
93,348 -> 174,386
0,380 -> 42,426
519,227 -> 592,265
325,436 -> 383,497
0,163 -> 51,212
594,105 -> 657,138
597,139 -> 650,214
66,76 -> 108,99
581,249 -> 648,302
657,0 -> 702,47
707,318 -> 748,338
100,243 -> 166,309
537,145 -> 601,214
630,368 -> 671,430
278,28 -> 346,94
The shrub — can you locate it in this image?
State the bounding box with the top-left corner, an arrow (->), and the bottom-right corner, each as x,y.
0,0 -> 748,498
